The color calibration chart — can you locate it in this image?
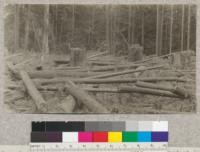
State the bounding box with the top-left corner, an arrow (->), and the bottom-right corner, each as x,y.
30,121 -> 168,152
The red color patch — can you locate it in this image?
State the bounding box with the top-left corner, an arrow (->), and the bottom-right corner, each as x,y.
93,132 -> 108,142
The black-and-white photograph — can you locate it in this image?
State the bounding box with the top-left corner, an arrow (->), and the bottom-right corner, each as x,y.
4,4 -> 196,113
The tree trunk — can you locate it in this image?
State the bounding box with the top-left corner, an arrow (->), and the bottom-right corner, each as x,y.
156,5 -> 164,56
42,5 -> 49,60
169,5 -> 174,54
14,5 -> 20,52
187,5 -> 191,50
180,5 -> 185,51
24,5 -> 30,51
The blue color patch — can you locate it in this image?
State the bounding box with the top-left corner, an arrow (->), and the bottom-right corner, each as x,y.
138,132 -> 151,142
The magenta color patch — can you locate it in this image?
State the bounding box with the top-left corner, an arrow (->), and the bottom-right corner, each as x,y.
78,132 -> 93,142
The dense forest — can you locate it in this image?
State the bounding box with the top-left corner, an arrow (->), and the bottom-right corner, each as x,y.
4,4 -> 196,56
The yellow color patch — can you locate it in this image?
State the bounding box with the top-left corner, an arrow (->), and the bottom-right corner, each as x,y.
108,132 -> 122,142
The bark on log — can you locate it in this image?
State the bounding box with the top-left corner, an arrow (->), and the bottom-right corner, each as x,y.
20,70 -> 47,112
36,77 -> 187,85
64,80 -> 108,113
86,65 -> 164,79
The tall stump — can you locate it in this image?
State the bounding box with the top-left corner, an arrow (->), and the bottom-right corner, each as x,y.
70,48 -> 86,66
128,44 -> 143,62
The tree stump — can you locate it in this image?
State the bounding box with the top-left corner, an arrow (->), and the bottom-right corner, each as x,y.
70,48 -> 86,66
128,44 -> 143,62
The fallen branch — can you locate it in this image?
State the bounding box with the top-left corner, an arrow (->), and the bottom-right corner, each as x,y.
86,65 -> 164,79
64,80 -> 108,113
20,70 -> 47,112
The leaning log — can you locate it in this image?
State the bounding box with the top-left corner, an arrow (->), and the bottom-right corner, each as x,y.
36,77 -> 187,85
20,70 -> 47,112
86,65 -> 164,79
64,80 -> 108,113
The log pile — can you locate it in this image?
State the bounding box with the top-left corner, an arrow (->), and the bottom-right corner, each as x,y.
4,49 -> 196,113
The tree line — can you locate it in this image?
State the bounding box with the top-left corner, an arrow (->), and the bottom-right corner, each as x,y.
4,4 -> 196,56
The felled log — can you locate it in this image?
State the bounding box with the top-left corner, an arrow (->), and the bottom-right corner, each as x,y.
20,70 -> 47,112
90,63 -> 144,72
86,65 -> 164,79
87,52 -> 107,59
64,80 -> 108,113
136,81 -> 190,98
70,48 -> 86,66
54,59 -> 70,65
119,86 -> 180,98
55,66 -> 82,70
36,77 -> 187,85
77,86 -> 181,98
27,70 -> 101,79
89,61 -> 116,66
135,81 -> 173,92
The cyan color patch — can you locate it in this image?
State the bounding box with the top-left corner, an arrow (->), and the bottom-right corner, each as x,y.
138,132 -> 151,142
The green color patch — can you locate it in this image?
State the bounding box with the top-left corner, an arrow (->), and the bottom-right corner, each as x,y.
122,132 -> 138,142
